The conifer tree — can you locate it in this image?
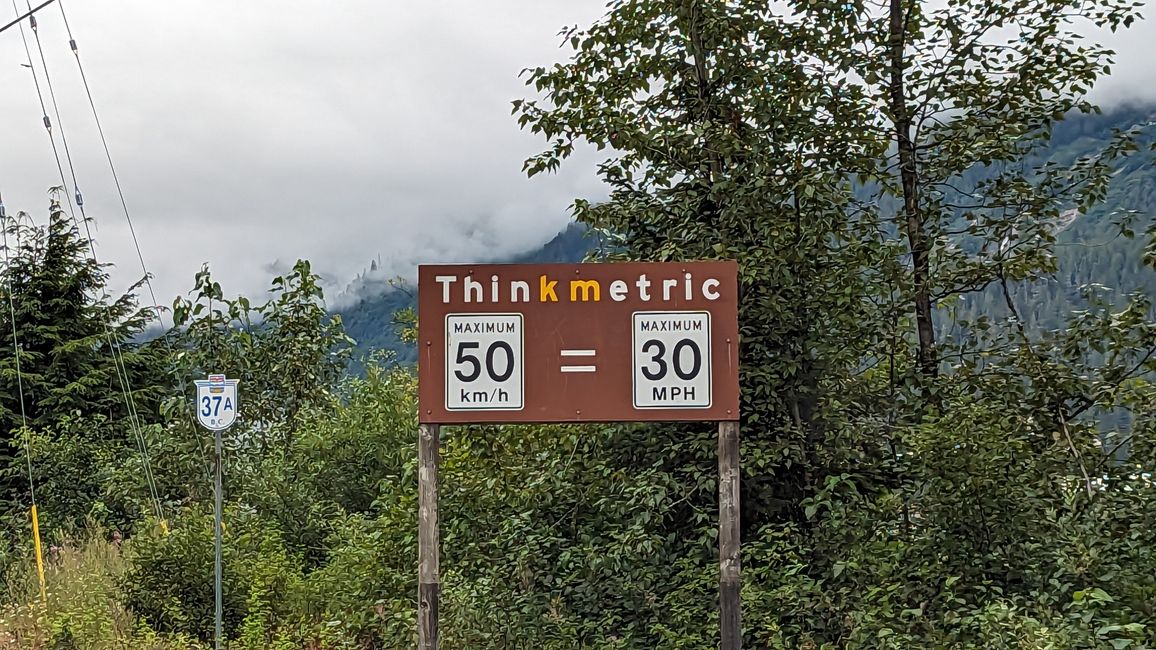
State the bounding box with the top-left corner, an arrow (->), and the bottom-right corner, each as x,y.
0,195 -> 165,513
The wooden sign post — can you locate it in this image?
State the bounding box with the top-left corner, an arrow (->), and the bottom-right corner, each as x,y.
417,423 -> 439,650
417,261 -> 742,649
719,420 -> 741,650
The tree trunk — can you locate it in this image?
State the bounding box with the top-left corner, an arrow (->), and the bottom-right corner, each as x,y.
687,4 -> 721,180
888,0 -> 937,378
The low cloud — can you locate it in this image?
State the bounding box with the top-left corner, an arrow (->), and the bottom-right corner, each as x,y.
0,0 -> 1149,313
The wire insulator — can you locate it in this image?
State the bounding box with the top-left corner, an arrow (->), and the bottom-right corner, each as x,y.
75,189 -> 83,207
42,115 -> 51,129
69,39 -> 76,51
28,14 -> 35,29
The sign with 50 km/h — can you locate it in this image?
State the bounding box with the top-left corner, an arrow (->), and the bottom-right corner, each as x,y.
418,261 -> 739,424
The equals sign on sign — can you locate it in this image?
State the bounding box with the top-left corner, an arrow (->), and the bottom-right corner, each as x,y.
560,349 -> 596,373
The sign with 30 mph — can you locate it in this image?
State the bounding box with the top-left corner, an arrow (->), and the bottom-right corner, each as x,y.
417,261 -> 739,424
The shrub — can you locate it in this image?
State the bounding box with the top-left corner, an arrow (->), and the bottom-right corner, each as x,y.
121,510 -> 303,644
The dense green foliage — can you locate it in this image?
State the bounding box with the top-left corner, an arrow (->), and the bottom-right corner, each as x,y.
508,0 -> 1156,646
0,198 -> 167,551
2,0 -> 1156,648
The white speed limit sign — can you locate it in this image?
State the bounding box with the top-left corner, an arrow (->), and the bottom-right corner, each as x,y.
444,313 -> 524,411
631,311 -> 712,408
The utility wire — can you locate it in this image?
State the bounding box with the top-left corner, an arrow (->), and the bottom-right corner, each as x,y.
0,0 -> 51,36
25,2 -> 163,521
55,0 -> 211,482
12,2 -> 164,522
0,193 -> 35,507
0,193 -> 47,606
56,0 -> 170,335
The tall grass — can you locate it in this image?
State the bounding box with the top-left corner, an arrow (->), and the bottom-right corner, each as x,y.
0,531 -> 203,650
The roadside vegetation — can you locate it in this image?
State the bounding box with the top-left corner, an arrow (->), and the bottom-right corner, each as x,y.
2,0 -> 1155,647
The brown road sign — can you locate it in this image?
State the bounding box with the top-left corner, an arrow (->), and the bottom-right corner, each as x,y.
417,261 -> 739,424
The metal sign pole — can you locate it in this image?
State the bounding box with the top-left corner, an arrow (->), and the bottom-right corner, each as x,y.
417,423 -> 441,650
194,374 -> 239,650
214,426 -> 223,650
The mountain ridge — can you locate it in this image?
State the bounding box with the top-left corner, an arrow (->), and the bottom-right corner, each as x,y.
335,106 -> 1156,370
336,223 -> 601,369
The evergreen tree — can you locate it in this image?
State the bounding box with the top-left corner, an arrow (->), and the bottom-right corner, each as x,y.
0,196 -> 165,515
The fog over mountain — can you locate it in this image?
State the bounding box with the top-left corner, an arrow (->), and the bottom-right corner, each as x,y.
0,1 -> 609,306
0,1 -> 1151,308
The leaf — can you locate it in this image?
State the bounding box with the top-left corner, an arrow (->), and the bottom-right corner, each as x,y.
1088,588 -> 1115,603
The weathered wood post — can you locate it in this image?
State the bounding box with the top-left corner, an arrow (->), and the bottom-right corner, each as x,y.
719,420 -> 741,649
418,423 -> 440,650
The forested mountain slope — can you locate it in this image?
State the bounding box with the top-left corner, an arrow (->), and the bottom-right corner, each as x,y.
334,223 -> 602,369
953,105 -> 1156,329
335,106 -> 1155,368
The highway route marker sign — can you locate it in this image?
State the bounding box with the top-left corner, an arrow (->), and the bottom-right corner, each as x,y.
194,374 -> 239,431
193,373 -> 239,650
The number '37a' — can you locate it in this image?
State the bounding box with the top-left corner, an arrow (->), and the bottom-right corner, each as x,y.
200,395 -> 234,417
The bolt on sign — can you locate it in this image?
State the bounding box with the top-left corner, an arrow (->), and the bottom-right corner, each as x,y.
417,261 -> 740,424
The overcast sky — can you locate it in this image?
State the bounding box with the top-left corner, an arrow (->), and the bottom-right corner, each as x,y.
0,0 -> 1152,310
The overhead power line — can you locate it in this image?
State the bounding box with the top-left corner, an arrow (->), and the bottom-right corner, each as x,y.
11,0 -> 165,522
0,0 -> 52,36
0,194 -> 34,507
54,0 -> 212,484
0,192 -> 48,606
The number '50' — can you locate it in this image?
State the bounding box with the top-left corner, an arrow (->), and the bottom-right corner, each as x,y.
454,341 -> 514,382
